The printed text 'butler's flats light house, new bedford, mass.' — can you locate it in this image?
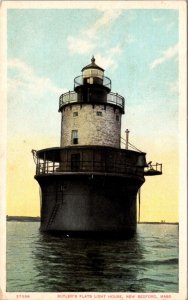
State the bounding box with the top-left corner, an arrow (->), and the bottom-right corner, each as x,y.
32,57 -> 162,238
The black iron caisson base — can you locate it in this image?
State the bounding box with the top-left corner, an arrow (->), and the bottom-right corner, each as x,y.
36,172 -> 144,237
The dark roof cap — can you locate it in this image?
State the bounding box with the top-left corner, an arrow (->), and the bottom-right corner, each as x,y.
82,56 -> 104,72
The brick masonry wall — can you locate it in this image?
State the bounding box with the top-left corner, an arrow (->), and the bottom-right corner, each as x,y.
61,104 -> 122,148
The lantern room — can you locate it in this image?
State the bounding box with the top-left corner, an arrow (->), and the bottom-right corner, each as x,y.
74,56 -> 111,93
82,56 -> 104,85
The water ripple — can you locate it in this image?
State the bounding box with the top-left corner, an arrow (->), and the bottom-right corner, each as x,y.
6,222 -> 178,292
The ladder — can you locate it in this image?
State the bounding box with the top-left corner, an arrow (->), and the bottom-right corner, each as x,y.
46,187 -> 62,230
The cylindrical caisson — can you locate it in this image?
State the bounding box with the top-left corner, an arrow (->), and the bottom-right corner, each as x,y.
36,174 -> 144,238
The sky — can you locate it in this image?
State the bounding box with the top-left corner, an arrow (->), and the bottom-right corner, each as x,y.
6,4 -> 182,221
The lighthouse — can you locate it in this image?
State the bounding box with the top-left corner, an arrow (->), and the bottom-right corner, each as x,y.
33,57 -> 162,238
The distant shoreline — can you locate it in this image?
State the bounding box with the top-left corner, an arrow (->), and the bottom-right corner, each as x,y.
138,221 -> 179,225
6,216 -> 179,225
6,216 -> 40,222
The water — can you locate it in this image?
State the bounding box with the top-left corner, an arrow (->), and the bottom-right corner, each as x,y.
6,222 -> 178,293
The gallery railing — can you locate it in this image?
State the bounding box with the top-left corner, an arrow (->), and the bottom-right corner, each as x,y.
35,159 -> 143,178
74,75 -> 111,90
59,91 -> 125,111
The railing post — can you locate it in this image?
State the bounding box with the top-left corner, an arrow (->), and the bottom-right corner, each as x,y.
36,163 -> 39,175
36,156 -> 39,175
125,129 -> 130,150
43,153 -> 46,174
92,149 -> 94,172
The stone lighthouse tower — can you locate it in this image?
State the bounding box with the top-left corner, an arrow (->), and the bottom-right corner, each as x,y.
33,57 -> 162,237
60,56 -> 122,149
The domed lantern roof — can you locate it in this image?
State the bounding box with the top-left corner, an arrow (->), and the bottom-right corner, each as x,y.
82,56 -> 104,80
82,56 -> 104,72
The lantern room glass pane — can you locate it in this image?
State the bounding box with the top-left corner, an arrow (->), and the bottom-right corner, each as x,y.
83,69 -> 91,78
83,68 -> 104,79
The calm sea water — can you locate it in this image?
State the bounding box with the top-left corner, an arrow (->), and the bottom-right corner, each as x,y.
6,222 -> 178,293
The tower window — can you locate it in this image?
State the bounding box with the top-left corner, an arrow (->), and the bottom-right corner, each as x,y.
96,111 -> 102,116
71,130 -> 78,144
116,115 -> 120,121
73,112 -> 78,117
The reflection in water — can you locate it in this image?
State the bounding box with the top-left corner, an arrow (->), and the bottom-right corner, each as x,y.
6,223 -> 179,293
33,233 -> 144,292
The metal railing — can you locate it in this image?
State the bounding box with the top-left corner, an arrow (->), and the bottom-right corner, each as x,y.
107,92 -> 125,110
36,159 -> 143,178
36,162 -> 60,175
74,75 -> 111,90
59,91 -> 125,111
144,163 -> 162,176
59,91 -> 77,108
